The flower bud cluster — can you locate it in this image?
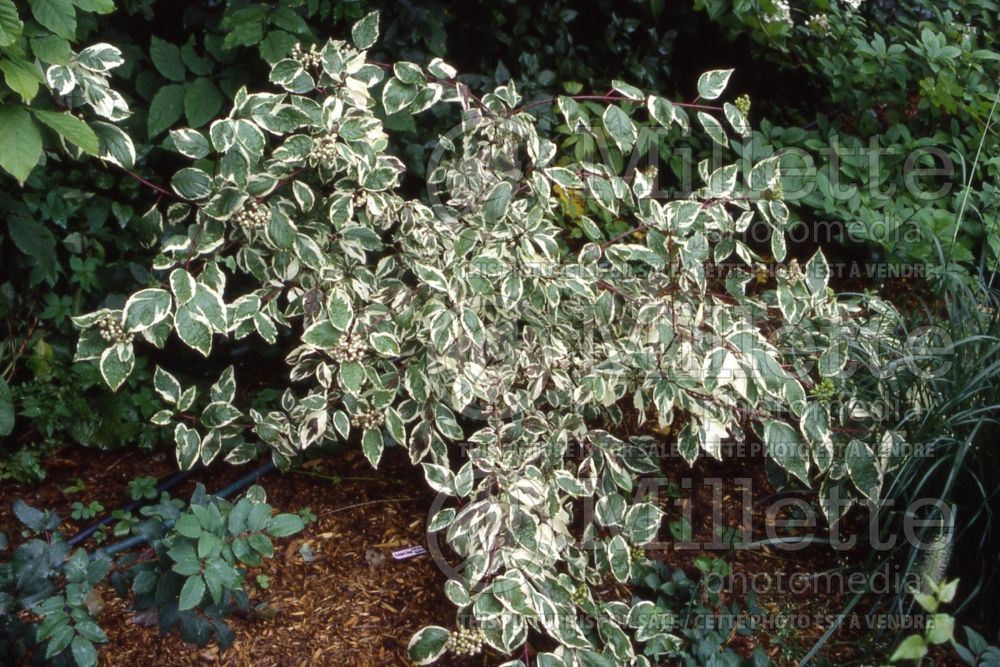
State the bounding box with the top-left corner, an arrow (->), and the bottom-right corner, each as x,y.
446,626 -> 485,657
354,408 -> 384,430
98,314 -> 131,344
234,200 -> 270,229
735,94 -> 751,118
311,134 -> 339,166
332,337 -> 366,363
290,43 -> 322,69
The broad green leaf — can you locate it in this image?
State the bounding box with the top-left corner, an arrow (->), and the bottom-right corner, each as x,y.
763,420 -> 809,484
845,439 -> 881,501
148,84 -> 186,138
339,360 -> 365,395
362,427 -> 384,467
696,69 -> 733,100
184,77 -> 223,128
175,423 -> 200,469
267,513 -> 304,538
1,57 -> 43,102
482,181 -> 512,224
0,376 -> 14,436
70,636 -> 97,667
0,0 -> 23,48
179,574 -> 206,610
382,77 -> 417,115
369,331 -> 400,356
75,43 -> 124,71
30,0 -> 76,40
92,121 -> 135,168
889,635 -> 927,662
149,36 -> 186,82
0,105 -> 42,183
647,95 -> 674,128
99,343 -> 135,391
169,128 -> 211,159
170,167 -> 213,200
697,111 -> 727,147
123,288 -> 172,332
608,534 -> 631,583
602,104 -> 636,153
351,11 -> 380,49
30,35 -> 70,64
32,110 -> 98,154
154,367 -> 182,404
408,626 -> 449,665
70,0 -> 114,13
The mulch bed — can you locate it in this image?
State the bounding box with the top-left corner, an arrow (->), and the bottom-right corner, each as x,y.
0,437 -> 953,666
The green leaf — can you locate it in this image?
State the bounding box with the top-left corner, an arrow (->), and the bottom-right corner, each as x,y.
889,634 -> 927,662
602,104 -> 636,153
70,635 -> 97,667
362,427 -> 384,467
845,439 -> 881,501
408,626 -> 449,665
608,534 -> 631,583
0,104 -> 42,183
174,423 -> 200,470
369,331 -> 400,356
339,360 -> 365,395
0,376 -> 14,436
326,290 -> 353,331
70,0 -> 114,13
184,78 -> 223,128
170,167 -> 213,200
179,574 -> 206,611
0,0 -> 23,48
30,0 -> 76,40
123,288 -> 172,332
266,513 -> 304,538
382,77 -> 417,115
92,121 -> 135,168
99,343 -> 135,391
169,128 -> 210,159
32,110 -> 98,154
763,420 -> 809,484
697,111 -> 727,147
149,36 -> 186,82
351,11 -> 380,49
148,84 -> 186,138
30,34 -> 71,64
175,302 -> 214,356
8,213 -> 56,262
696,69 -> 733,100
482,181 -> 512,224
1,58 -> 42,102
926,614 -> 954,644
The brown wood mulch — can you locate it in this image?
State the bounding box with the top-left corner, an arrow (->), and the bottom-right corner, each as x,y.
0,437 -> 956,666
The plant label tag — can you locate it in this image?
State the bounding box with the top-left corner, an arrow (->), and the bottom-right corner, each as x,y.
391,545 -> 428,560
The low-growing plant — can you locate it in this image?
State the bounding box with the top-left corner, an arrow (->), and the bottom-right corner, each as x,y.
69,12 -> 930,664
0,484 -> 304,666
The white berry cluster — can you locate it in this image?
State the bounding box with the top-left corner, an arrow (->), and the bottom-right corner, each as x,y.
290,42 -> 322,69
354,408 -> 384,429
310,134 -> 339,167
234,200 -> 269,229
332,337 -> 367,363
446,626 -> 485,657
98,314 -> 131,344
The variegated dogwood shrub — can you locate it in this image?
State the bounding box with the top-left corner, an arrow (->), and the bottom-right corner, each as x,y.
73,12 -> 919,665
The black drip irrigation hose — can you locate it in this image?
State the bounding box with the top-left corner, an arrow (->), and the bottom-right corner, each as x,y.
74,460 -> 277,557
67,463 -> 205,547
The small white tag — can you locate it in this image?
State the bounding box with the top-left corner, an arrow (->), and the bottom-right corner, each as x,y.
391,545 -> 428,560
